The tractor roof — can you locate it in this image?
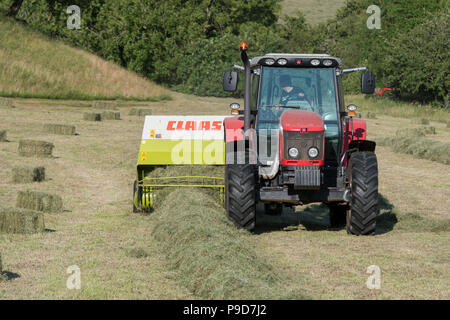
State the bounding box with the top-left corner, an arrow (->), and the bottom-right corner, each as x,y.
251,53 -> 343,68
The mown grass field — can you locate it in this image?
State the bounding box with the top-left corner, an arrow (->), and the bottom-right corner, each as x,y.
0,93 -> 449,299
280,0 -> 346,24
0,16 -> 170,101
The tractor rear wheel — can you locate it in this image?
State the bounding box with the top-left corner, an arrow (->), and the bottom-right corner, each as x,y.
328,204 -> 348,227
225,164 -> 256,231
347,152 -> 379,235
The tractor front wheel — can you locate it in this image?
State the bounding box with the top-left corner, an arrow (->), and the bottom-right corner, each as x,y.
347,151 -> 379,235
225,164 -> 256,231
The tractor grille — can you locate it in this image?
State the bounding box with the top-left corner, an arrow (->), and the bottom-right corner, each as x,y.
283,130 -> 324,160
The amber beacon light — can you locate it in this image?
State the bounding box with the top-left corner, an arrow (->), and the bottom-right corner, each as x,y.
240,41 -> 248,51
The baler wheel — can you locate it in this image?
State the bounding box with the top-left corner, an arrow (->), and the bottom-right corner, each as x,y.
347,152 -> 379,235
225,164 -> 256,231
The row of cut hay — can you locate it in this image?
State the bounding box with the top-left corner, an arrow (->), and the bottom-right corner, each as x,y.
18,140 -> 54,158
0,130 -> 7,142
43,123 -> 76,135
378,134 -> 450,165
16,190 -> 63,213
0,206 -> 45,234
129,108 -> 152,116
0,97 -> 14,108
101,111 -> 121,120
12,166 -> 45,184
412,118 -> 430,125
92,101 -> 118,110
395,126 -> 436,137
152,188 -> 308,299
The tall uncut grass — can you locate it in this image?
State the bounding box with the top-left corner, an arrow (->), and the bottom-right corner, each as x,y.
0,16 -> 171,101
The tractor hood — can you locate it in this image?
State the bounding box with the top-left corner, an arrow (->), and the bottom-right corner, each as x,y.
279,110 -> 325,166
280,110 -> 324,132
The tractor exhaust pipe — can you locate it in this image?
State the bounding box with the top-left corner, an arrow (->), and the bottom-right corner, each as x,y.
240,41 -> 251,132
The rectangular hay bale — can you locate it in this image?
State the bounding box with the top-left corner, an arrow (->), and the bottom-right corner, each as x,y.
0,206 -> 45,234
101,111 -> 121,120
83,112 -> 101,121
0,130 -> 7,142
12,166 -> 45,183
129,108 -> 152,116
18,140 -> 54,158
43,123 -> 76,135
16,190 -> 62,213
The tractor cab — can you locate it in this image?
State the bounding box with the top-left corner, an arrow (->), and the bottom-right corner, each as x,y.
251,54 -> 343,164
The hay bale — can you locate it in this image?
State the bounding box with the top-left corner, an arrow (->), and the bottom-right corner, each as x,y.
16,190 -> 62,213
413,118 -> 430,125
0,206 -> 45,234
0,130 -> 7,142
129,108 -> 152,116
83,112 -> 101,121
92,101 -> 118,110
0,97 -> 13,108
18,140 -> 54,158
12,166 -> 45,183
43,123 -> 76,135
152,188 -> 308,299
101,111 -> 121,120
365,112 -> 377,119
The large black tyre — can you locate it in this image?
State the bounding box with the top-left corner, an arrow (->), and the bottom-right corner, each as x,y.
347,152 -> 379,235
328,204 -> 348,227
225,164 -> 256,231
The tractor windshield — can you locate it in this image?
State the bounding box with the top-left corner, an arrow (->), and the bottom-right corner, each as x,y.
256,67 -> 340,161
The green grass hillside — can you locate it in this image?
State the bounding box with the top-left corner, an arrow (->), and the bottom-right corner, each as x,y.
281,0 -> 346,24
0,16 -> 170,101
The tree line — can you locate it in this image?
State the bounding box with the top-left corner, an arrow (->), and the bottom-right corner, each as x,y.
1,0 -> 448,107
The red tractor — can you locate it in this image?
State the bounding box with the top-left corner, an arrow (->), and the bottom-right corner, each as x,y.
222,42 -> 378,235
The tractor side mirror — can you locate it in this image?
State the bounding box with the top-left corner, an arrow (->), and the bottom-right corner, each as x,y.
361,72 -> 376,94
223,70 -> 238,92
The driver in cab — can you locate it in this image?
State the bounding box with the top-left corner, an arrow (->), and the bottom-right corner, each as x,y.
279,75 -> 312,111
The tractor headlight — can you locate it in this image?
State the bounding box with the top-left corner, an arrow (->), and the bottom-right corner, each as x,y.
308,147 -> 319,158
288,147 -> 299,158
323,59 -> 333,66
265,58 -> 275,66
310,59 -> 320,66
277,58 -> 288,66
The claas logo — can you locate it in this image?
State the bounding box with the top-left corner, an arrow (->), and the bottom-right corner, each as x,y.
166,121 -> 222,131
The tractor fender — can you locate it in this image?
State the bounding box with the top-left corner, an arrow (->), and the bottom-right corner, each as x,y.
348,140 -> 376,152
224,116 -> 244,142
